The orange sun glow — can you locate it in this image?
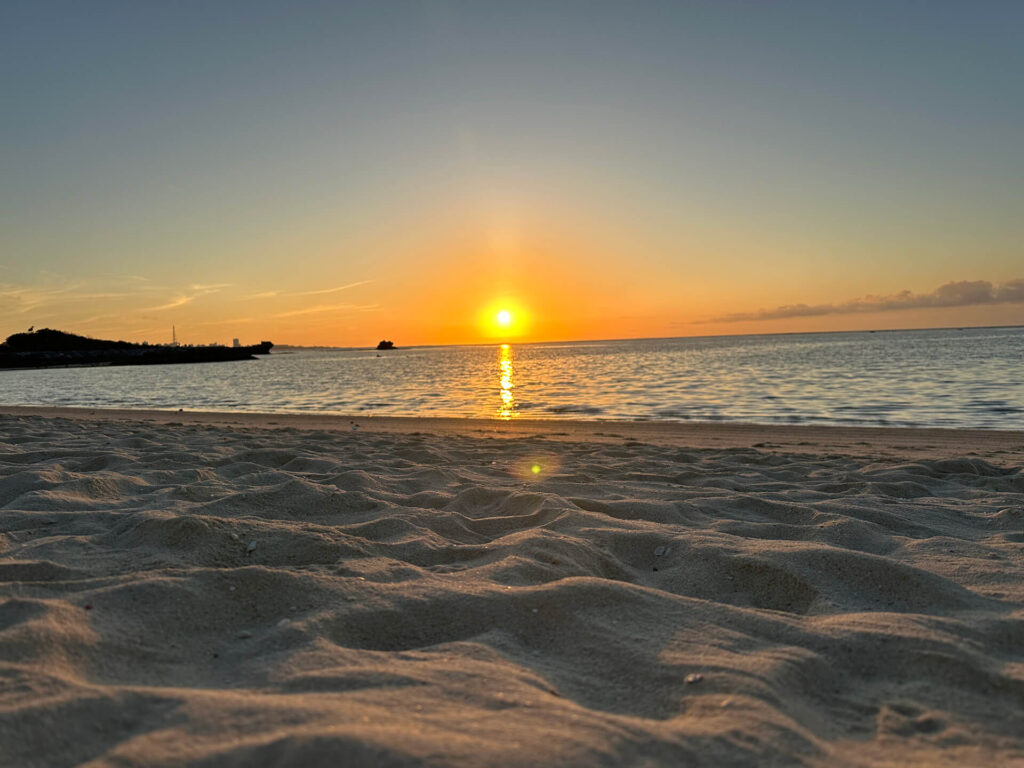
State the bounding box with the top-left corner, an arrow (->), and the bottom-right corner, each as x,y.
478,300 -> 530,339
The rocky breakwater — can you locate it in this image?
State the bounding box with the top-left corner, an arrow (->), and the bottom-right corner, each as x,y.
0,329 -> 272,369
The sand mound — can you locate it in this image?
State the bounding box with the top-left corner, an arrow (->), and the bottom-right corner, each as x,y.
1,413 -> 1023,767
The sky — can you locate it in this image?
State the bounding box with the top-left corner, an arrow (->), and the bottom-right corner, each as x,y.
2,0 -> 1022,347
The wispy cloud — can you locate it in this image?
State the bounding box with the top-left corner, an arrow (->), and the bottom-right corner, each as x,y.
0,286 -> 132,312
188,316 -> 258,327
706,278 -> 1024,323
273,303 -> 379,318
248,280 -> 371,300
145,283 -> 231,312
0,275 -> 219,320
296,280 -> 372,296
0,284 -> 75,314
146,296 -> 193,311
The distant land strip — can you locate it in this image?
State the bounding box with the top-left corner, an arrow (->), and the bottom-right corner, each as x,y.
0,329 -> 272,370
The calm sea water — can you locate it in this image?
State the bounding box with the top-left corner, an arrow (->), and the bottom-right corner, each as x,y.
2,327 -> 1022,429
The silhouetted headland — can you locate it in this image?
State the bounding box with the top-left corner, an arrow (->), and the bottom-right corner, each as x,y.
376,339 -> 396,350
0,329 -> 272,370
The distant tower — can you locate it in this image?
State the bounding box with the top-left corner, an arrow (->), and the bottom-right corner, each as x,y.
172,326 -> 178,347
232,338 -> 240,348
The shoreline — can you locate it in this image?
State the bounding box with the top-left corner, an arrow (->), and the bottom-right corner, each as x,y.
2,404 -> 1023,462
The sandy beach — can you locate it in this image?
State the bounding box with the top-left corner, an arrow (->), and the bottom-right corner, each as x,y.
1,406 -> 1023,767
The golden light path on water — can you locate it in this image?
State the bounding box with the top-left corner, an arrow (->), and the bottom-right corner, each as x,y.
495,344 -> 559,478
497,343 -> 517,419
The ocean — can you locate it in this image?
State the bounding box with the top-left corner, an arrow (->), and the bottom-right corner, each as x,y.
1,326 -> 1022,429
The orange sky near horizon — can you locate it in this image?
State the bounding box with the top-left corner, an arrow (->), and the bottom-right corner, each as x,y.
3,229 -> 1023,348
3,193 -> 1024,348
3,179 -> 1023,346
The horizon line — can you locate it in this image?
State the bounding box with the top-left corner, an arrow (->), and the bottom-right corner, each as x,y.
269,322 -> 1024,352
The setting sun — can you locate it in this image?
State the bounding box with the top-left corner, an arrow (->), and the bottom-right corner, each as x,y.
478,300 -> 530,339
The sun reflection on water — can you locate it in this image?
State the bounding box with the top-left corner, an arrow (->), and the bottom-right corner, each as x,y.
497,344 -> 518,419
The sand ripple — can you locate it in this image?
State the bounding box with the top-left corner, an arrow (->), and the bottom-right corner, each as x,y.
1,414 -> 1023,766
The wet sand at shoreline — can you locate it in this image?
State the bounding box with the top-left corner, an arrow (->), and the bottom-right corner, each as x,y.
4,404 -> 1024,461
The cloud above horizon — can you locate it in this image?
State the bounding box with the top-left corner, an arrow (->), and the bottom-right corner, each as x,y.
249,281 -> 372,300
145,283 -> 231,312
707,279 -> 1024,323
272,303 -> 379,319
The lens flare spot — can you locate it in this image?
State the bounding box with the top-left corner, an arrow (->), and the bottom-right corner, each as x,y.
514,454 -> 560,481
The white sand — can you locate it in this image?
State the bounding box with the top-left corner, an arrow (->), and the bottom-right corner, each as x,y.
1,407 -> 1023,767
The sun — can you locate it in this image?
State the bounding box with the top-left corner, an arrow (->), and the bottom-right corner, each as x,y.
479,300 -> 529,339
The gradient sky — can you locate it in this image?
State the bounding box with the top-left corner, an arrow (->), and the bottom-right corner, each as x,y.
2,1 -> 1022,346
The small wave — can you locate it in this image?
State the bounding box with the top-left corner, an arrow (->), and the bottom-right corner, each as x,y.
652,409 -> 689,419
544,404 -> 605,415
